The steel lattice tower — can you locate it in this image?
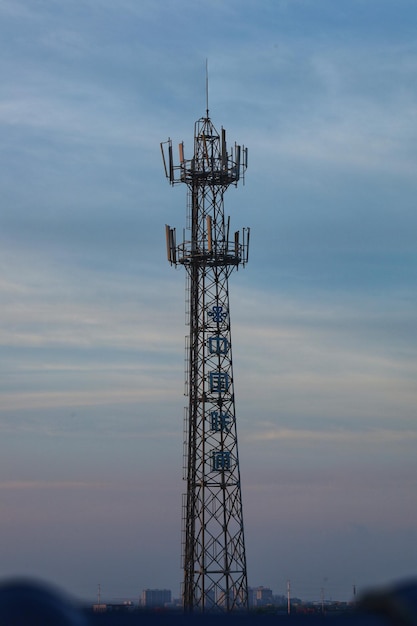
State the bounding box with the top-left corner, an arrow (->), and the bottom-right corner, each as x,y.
161,108 -> 249,612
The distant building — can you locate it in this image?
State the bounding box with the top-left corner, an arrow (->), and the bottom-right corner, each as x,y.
272,594 -> 287,606
141,588 -> 171,608
92,602 -> 133,613
248,586 -> 273,607
217,588 -> 246,609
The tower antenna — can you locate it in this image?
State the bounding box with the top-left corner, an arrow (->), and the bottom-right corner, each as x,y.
161,92 -> 249,613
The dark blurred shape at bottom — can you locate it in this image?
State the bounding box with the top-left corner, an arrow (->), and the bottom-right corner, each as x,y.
1,577 -> 417,625
0,578 -> 88,626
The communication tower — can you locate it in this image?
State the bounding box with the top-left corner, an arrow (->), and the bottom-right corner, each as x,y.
161,104 -> 249,612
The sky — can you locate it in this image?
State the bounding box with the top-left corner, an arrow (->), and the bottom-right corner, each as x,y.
1,0 -> 416,605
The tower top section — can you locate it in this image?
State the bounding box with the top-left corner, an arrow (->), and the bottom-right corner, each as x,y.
161,115 -> 248,188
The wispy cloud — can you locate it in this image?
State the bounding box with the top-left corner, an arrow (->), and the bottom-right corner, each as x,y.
0,479 -> 107,490
0,387 -> 176,413
244,426 -> 417,445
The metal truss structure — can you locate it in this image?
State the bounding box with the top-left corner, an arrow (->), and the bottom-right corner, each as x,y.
161,111 -> 249,612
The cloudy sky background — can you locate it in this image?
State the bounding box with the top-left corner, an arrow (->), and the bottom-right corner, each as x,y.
1,0 -> 416,604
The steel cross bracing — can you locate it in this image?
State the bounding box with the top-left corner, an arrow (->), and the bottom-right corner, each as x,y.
162,115 -> 249,612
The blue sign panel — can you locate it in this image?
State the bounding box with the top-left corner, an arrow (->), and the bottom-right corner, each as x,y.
212,451 -> 231,471
208,305 -> 228,323
210,411 -> 233,432
208,336 -> 229,354
209,372 -> 229,392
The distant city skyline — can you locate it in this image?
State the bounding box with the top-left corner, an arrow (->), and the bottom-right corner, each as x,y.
1,0 -> 416,607
92,583 -> 352,607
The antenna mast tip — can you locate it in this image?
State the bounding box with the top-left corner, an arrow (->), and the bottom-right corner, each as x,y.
205,59 -> 209,118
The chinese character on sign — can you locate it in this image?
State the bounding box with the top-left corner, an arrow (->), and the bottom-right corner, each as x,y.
210,411 -> 232,432
208,336 -> 229,354
212,451 -> 231,471
209,372 -> 229,392
208,305 -> 228,324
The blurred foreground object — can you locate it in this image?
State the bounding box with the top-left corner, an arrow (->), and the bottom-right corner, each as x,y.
0,578 -> 87,626
358,579 -> 417,626
0,577 -> 417,624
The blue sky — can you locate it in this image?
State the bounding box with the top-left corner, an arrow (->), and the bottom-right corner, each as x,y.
1,0 -> 416,604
